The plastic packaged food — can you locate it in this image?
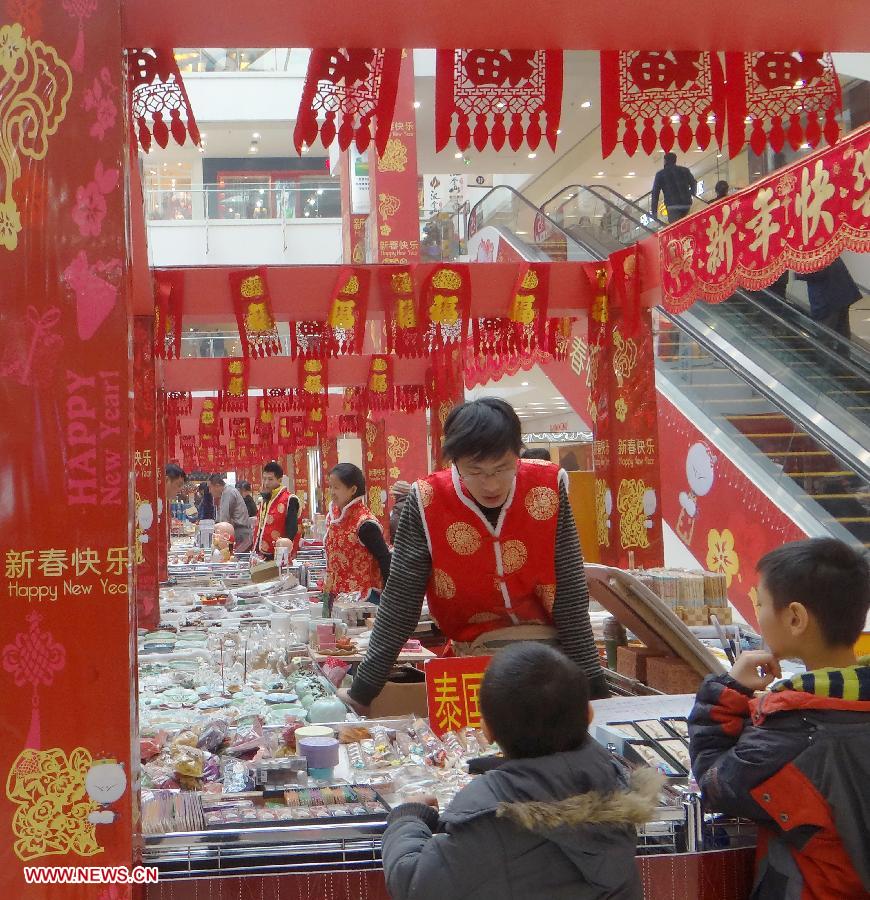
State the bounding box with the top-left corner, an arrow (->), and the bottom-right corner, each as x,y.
197,718 -> 229,752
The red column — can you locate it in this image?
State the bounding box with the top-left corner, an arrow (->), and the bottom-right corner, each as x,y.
156,381 -> 169,583
134,316 -> 160,629
363,418 -> 390,530
368,51 -> 421,264
0,5 -> 136,893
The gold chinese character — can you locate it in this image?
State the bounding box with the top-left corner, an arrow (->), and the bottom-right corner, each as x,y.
105,547 -> 130,575
38,549 -> 68,578
396,297 -> 417,329
509,293 -> 536,325
462,672 -> 484,727
705,204 -> 737,275
5,550 -> 34,579
239,275 -> 264,298
433,673 -> 462,732
429,294 -> 459,326
570,337 -> 588,377
329,298 -> 356,330
370,374 -> 388,393
72,548 -> 101,577
794,161 -> 835,246
304,374 -> 323,394
746,187 -> 782,260
852,146 -> 870,216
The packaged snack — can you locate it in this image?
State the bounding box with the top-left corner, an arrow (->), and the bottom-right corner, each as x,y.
197,718 -> 229,752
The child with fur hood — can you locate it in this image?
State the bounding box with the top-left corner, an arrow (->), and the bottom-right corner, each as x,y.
382,642 -> 662,899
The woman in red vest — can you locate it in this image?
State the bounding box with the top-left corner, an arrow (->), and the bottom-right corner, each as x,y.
341,398 -> 607,713
325,463 -> 392,601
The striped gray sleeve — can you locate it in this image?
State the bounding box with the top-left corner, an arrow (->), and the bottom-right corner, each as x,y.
350,491 -> 432,707
553,480 -> 605,684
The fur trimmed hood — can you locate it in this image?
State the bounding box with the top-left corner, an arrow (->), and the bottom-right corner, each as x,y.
497,767 -> 664,831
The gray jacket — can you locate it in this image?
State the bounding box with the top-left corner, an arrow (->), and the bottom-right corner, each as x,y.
217,486 -> 253,551
382,739 -> 662,900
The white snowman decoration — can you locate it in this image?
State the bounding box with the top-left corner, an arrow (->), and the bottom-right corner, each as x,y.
86,759 -> 127,825
643,488 -> 658,532
677,443 -> 717,544
135,494 -> 154,562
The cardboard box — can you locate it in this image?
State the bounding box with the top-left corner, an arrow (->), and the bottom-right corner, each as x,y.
368,667 -> 429,718
616,645 -> 663,684
646,656 -> 703,695
676,605 -> 710,626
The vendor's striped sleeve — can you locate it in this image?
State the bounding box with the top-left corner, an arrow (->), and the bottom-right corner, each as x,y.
349,481 -> 606,707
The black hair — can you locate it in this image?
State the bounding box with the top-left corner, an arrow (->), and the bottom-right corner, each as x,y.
263,460 -> 284,479
480,643 -> 589,759
237,480 -> 251,492
714,180 -> 729,198
441,398 -> 523,463
165,463 -> 186,482
207,474 -> 225,486
330,462 -> 366,500
757,538 -> 870,647
522,448 -> 552,461
197,481 -> 207,494
663,152 -> 677,165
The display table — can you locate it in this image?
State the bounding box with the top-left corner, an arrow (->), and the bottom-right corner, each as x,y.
309,645 -> 437,665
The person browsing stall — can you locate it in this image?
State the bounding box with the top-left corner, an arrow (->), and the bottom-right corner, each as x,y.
208,475 -> 253,552
689,538 -> 870,899
340,398 -> 608,714
325,463 -> 391,601
382,643 -> 660,900
254,461 -> 301,561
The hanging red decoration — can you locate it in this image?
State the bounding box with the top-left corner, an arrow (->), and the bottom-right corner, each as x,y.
293,49 -> 402,156
395,384 -> 428,413
290,320 -> 328,360
327,268 -> 370,355
262,388 -> 294,413
421,264 -> 471,352
296,357 -> 329,409
725,51 -> 842,158
198,398 -> 220,437
436,49 -> 562,152
128,48 -> 201,152
166,390 -> 192,417
343,386 -> 365,413
508,262 -> 550,351
382,267 -> 424,358
660,123 -> 870,311
219,358 -> 249,412
473,316 -> 512,357
228,416 -> 251,442
228,267 -> 282,358
278,415 -> 304,452
153,269 -> 184,359
338,413 -> 363,435
600,51 -> 726,157
607,245 -> 642,337
304,405 -> 328,441
366,354 -> 395,410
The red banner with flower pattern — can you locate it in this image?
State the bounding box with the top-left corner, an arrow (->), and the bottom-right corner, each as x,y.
229,266 -> 282,358
428,346 -> 466,469
294,49 -> 402,156
366,354 -> 395,411
601,51 -> 726,157
293,449 -> 311,519
725,52 -> 841,158
128,47 -> 201,152
198,397 -> 220,437
220,357 -> 249,412
421,264 -> 471,352
296,357 -> 329,409
383,267 -> 425,357
154,268 -> 183,359
327,267 -> 371,355
436,50 -> 562,152
659,122 -> 870,312
363,417 -> 390,529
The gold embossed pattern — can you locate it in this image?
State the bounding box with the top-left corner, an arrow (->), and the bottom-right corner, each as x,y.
446,521 -> 482,556
524,486 -> 558,521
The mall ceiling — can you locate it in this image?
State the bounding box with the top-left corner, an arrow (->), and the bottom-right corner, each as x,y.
124,0 -> 869,51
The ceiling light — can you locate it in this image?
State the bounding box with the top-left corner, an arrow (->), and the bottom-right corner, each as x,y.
454,151 -> 463,159
694,147 -> 703,152
670,114 -> 680,124
800,142 -> 810,150
252,132 -> 261,139
556,129 -> 562,135
249,144 -> 258,153
413,100 -> 421,109
716,152 -> 723,158
521,381 -> 529,387
626,193 -> 633,199
580,100 -> 592,109
496,101 -> 506,109
744,115 -> 753,124
317,188 -> 324,195
177,162 -> 183,167
515,230 -> 528,235
627,171 -> 636,177
794,79 -> 805,88
528,152 -> 537,159
595,171 -> 605,177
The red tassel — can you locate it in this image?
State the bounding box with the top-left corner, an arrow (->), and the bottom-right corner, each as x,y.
473,114 -> 488,151
623,121 -> 639,156
749,120 -> 767,156
508,113 -> 524,151
695,119 -> 711,149
137,119 -> 152,153
676,117 -> 693,152
787,113 -> 804,150
356,122 -> 372,153
337,115 -> 354,150
456,116 -> 471,150
804,111 -> 821,148
640,119 -> 657,155
170,110 -> 187,147
491,114 -> 506,150
769,117 -> 785,153
153,113 -> 169,149
322,113 -> 337,149
526,115 -> 542,150
823,108 -> 840,146
659,119 -> 675,152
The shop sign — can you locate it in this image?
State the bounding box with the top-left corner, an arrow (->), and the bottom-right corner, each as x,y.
424,656 -> 491,736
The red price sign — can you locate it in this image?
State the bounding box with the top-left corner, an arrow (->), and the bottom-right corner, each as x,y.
424,656 -> 491,736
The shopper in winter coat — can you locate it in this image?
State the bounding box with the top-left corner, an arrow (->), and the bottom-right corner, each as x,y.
794,256 -> 861,340
382,643 -> 661,900
650,152 -> 697,222
689,538 -> 870,900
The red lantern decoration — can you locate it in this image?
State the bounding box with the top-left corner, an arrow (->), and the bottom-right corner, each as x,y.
601,51 -> 726,157
436,49 -> 562,152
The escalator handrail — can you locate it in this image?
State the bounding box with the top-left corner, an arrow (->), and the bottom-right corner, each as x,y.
540,183 -> 665,230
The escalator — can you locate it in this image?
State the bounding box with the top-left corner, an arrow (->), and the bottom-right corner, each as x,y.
467,184 -> 870,548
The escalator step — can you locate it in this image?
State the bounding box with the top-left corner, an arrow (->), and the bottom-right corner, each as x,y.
787,470 -> 855,478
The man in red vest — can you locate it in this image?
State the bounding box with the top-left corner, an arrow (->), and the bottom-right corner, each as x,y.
254,460 -> 300,560
342,398 -> 607,713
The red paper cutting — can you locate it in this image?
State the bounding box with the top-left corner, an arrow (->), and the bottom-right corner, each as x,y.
601,51 -> 725,158
436,50 -> 562,152
294,49 -> 402,156
290,320 -> 328,360
128,47 -> 200,152
725,51 -> 842,158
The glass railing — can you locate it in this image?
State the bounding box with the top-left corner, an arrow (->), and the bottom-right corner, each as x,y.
173,48 -> 307,74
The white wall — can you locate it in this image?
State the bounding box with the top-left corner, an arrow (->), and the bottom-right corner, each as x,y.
147,219 -> 342,266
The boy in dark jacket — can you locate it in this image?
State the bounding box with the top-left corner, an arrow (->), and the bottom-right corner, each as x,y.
689,538 -> 870,900
382,643 -> 662,900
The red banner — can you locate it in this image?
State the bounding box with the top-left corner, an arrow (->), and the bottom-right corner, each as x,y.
0,8 -> 136,891
229,266 -> 282,358
156,382 -> 169,583
366,354 -> 394,410
293,449 -> 311,519
424,656 -> 491,736
133,317 -> 159,630
659,123 -> 870,311
435,50 -> 562,152
421,264 -> 471,352
220,357 -> 249,412
428,346 -> 465,469
327,268 -> 370,355
290,320 -> 328,361
294,49 -> 402,156
657,394 -> 808,628
383,266 -> 425,357
725,52 -> 841,157
601,51 -> 726,157
297,357 -> 329,408
363,417 -> 390,530
128,47 -> 200,152
384,410 -> 430,486
153,268 -> 183,359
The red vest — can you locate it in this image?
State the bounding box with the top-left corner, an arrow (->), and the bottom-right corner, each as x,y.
418,459 -> 560,642
255,487 -> 300,558
325,498 -> 384,595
